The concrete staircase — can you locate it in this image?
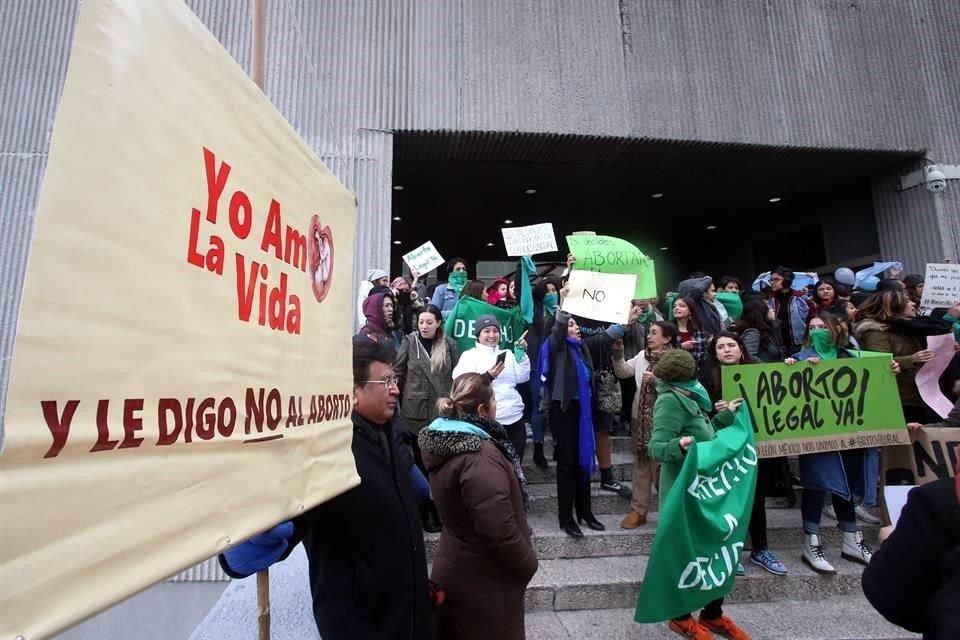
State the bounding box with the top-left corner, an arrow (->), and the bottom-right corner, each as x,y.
186,434 -> 917,640
486,435 -> 916,639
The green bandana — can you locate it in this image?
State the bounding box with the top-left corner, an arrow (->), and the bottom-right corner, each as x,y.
543,292 -> 559,316
809,328 -> 838,360
637,306 -> 651,323
661,379 -> 714,414
448,271 -> 467,294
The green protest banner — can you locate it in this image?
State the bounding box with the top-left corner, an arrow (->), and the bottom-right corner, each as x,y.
444,296 -> 527,354
566,234 -> 656,299
635,407 -> 757,623
721,358 -> 909,459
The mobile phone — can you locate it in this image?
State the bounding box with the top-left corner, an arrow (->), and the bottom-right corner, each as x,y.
496,351 -> 507,366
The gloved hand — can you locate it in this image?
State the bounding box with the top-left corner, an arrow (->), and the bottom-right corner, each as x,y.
409,463 -> 431,504
223,521 -> 294,577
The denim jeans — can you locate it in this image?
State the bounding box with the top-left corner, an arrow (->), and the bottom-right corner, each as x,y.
529,378 -> 550,444
801,489 -> 857,534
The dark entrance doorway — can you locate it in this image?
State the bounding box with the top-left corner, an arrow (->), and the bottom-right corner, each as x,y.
391,132 -> 920,289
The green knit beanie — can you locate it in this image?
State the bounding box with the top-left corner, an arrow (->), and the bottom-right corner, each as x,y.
653,349 -> 697,382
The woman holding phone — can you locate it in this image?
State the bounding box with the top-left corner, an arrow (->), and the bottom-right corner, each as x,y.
453,315 -> 531,461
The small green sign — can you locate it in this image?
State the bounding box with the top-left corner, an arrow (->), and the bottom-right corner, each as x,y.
721,357 -> 909,458
566,235 -> 656,299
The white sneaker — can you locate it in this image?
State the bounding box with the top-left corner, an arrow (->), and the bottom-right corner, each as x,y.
802,534 -> 836,575
823,504 -> 837,520
841,530 -> 873,565
855,504 -> 881,525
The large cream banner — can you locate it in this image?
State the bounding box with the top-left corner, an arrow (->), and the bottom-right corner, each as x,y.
0,3 -> 359,638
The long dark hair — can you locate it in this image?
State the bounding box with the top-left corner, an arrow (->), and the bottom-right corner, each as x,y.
735,297 -> 778,345
812,279 -> 838,307
462,279 -> 486,300
700,331 -> 749,403
673,296 -> 700,332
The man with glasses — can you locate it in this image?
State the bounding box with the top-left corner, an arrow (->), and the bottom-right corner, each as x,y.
218,341 -> 431,640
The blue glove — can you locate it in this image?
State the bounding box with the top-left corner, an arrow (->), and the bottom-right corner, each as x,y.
223,521 -> 294,577
409,463 -> 431,504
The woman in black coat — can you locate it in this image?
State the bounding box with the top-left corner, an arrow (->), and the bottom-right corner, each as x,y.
538,309 -> 623,538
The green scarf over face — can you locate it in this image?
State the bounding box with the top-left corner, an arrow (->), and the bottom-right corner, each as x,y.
637,306 -> 651,324
660,379 -> 714,414
448,270 -> 467,294
809,328 -> 838,360
543,292 -> 559,317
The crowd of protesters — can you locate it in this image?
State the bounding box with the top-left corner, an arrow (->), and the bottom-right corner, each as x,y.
220,253 -> 960,640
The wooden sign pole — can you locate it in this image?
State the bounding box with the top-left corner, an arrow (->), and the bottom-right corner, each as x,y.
250,2 -> 271,640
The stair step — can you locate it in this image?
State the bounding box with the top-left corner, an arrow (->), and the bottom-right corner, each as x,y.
527,596 -> 918,639
425,510 -> 880,561
523,451 -> 635,484
527,480 -> 642,516
524,551 -> 875,613
528,434 -> 634,456
525,480 -> 798,516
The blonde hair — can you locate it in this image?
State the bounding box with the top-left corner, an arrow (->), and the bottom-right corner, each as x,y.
419,306 -> 450,374
437,373 -> 494,418
856,290 -> 911,323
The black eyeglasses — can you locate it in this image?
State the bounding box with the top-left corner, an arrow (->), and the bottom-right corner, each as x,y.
361,376 -> 400,389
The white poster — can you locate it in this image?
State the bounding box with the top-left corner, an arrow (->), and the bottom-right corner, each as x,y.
920,263 -> 960,312
561,270 -> 637,324
402,241 -> 445,275
501,223 -> 558,256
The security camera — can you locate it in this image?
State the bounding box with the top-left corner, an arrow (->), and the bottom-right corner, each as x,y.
925,165 -> 947,192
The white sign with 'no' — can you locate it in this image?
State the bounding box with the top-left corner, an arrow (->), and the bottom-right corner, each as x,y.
561,270 -> 637,324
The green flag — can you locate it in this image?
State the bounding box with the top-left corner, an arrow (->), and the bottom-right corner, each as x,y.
716,291 -> 743,320
566,234 -> 657,299
634,407 -> 758,623
519,256 -> 536,325
444,296 -> 527,354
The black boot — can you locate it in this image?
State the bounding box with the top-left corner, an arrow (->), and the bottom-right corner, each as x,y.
577,513 -> 606,531
533,442 -> 548,470
420,499 -> 442,533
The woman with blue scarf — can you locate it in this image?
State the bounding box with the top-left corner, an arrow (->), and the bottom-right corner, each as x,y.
538,308 -> 624,538
787,311 -> 899,575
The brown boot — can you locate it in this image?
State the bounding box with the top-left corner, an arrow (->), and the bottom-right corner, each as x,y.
620,511 -> 647,529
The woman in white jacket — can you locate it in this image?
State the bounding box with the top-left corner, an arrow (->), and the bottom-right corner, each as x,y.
452,314 -> 531,461
612,320 -> 679,529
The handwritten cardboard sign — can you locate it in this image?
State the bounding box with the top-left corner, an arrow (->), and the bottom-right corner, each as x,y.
566,234 -> 656,299
501,223 -> 558,256
722,358 -> 909,458
402,240 -> 445,275
561,270 -> 637,324
920,262 -> 960,312
883,427 -> 958,486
